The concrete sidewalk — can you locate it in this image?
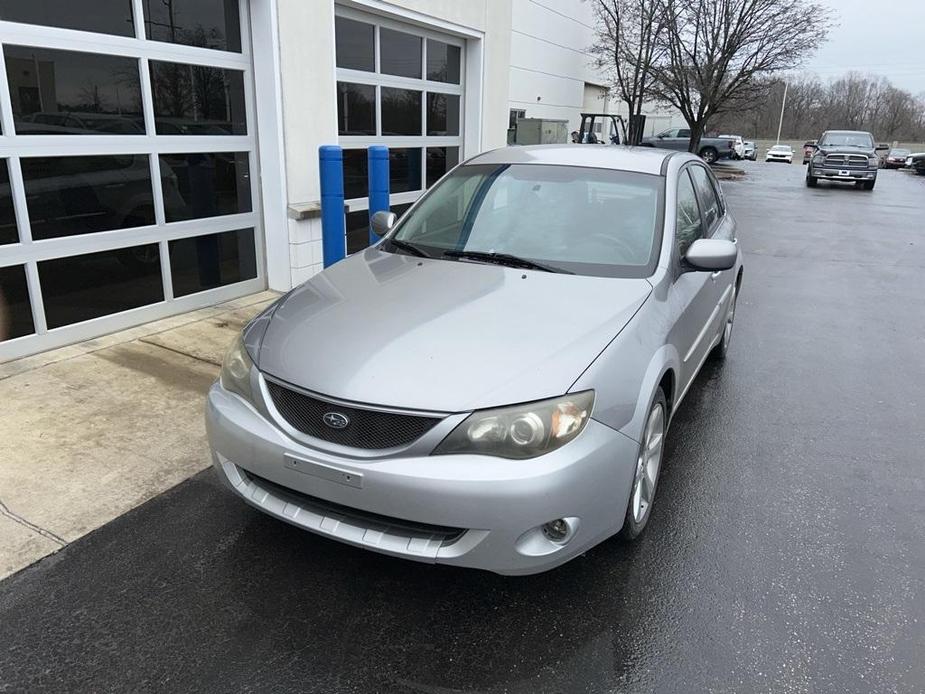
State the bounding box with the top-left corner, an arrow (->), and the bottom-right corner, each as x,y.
0,291 -> 278,579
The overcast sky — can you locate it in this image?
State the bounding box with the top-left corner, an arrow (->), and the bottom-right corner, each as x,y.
800,0 -> 925,94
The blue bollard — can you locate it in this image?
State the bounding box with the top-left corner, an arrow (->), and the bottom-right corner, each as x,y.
367,146 -> 390,246
319,145 -> 346,267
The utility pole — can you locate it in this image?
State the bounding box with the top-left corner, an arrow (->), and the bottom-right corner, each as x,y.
776,80 -> 789,144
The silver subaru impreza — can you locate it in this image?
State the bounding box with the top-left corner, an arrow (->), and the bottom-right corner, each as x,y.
206,145 -> 742,575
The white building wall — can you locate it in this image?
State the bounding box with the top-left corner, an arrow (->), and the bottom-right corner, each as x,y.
269,0 -> 513,289
508,0 -> 603,132
507,0 -> 684,137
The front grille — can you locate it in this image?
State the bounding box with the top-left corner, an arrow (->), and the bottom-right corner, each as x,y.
247,472 -> 466,544
824,153 -> 868,168
265,379 -> 442,450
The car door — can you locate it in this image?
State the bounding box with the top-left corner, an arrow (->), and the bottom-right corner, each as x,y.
689,164 -> 737,350
669,128 -> 692,151
668,167 -> 718,391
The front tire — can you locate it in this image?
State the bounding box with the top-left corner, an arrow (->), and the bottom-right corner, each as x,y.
699,147 -> 718,164
620,389 -> 667,541
806,175 -> 817,187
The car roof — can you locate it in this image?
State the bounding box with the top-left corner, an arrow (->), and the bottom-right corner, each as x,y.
465,144 -> 679,176
823,130 -> 873,135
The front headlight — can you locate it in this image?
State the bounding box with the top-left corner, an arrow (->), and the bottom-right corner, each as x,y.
220,334 -> 255,403
868,156 -> 879,168
812,154 -> 825,165
433,391 -> 594,460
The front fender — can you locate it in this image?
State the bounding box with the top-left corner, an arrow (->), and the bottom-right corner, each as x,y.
571,298 -> 681,444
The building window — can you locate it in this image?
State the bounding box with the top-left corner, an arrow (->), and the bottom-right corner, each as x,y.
335,8 -> 464,254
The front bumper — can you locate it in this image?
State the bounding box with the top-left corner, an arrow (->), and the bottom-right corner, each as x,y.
809,166 -> 876,181
205,381 -> 639,575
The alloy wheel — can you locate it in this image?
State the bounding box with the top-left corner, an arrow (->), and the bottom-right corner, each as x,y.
630,402 -> 665,524
723,285 -> 737,350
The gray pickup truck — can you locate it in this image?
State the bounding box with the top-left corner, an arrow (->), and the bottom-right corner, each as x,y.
640,127 -> 736,164
805,130 -> 888,190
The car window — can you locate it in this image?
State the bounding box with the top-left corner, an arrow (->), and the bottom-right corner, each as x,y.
675,169 -> 702,256
391,163 -> 664,278
689,165 -> 721,232
678,129 -> 691,138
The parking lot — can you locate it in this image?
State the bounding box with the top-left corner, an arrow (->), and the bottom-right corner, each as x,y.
1,161 -> 923,693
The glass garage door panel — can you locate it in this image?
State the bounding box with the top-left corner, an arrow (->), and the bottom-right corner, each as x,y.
0,160 -> 17,245
3,46 -> 143,135
143,0 -> 242,53
149,61 -> 246,135
169,228 -> 256,298
21,155 -> 155,240
0,265 -> 35,341
426,147 -> 459,187
0,0 -> 135,37
160,152 -> 251,222
38,246 -> 164,329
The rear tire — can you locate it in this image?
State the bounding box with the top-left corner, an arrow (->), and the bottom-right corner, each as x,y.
711,281 -> 738,361
699,147 -> 718,164
620,389 -> 668,541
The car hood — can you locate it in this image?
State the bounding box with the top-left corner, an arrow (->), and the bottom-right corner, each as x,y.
257,248 -> 652,412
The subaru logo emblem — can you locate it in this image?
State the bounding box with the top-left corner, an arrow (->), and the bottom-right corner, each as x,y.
322,411 -> 349,429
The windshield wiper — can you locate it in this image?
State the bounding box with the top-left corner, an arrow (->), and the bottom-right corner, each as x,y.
387,238 -> 430,258
443,249 -> 573,274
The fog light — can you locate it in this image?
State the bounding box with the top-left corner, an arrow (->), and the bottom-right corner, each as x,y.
542,518 -> 572,543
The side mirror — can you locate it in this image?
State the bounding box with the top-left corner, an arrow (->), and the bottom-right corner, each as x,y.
370,210 -> 397,238
875,143 -> 890,152
684,239 -> 737,272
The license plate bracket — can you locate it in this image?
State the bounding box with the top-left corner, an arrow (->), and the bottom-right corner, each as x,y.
284,454 -> 363,489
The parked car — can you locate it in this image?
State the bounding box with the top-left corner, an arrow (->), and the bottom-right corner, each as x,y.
802,140 -> 817,164
806,130 -> 888,190
906,152 -> 925,174
742,140 -> 757,161
765,144 -> 794,163
718,134 -> 745,159
640,127 -> 736,164
207,145 -> 743,575
883,148 -> 911,169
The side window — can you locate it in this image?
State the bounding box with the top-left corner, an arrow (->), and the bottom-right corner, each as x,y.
678,129 -> 691,138
675,169 -> 703,256
689,165 -> 721,232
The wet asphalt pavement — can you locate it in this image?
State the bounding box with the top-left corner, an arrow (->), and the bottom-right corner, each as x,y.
2,162 -> 924,693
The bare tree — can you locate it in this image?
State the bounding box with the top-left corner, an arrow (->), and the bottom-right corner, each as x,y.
651,0 -> 831,153
712,72 -> 925,142
588,0 -> 667,143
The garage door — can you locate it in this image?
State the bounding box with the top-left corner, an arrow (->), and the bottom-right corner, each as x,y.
0,0 -> 264,361
334,7 -> 464,254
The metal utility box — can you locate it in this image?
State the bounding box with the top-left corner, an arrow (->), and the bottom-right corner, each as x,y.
511,118 -> 569,145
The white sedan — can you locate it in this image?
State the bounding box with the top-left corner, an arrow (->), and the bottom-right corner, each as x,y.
765,145 -> 794,164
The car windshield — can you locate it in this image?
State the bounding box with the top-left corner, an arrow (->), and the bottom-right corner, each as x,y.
771,146 -> 790,151
819,132 -> 874,148
389,163 -> 664,278
891,149 -> 910,155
